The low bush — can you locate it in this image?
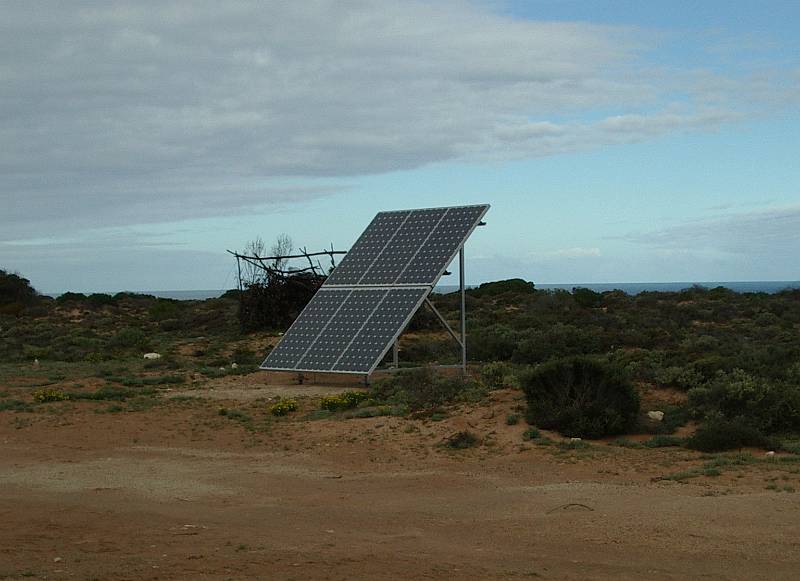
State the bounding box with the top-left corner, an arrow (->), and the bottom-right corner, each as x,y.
444,431 -> 479,449
320,391 -> 369,412
522,427 -> 541,441
370,367 -> 484,411
687,369 -> 800,434
480,361 -> 510,389
0,399 -> 33,412
269,399 -> 298,416
520,356 -> 640,439
32,388 -> 69,403
686,416 -> 773,452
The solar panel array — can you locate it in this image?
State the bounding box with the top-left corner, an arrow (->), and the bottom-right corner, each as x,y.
261,204 -> 488,374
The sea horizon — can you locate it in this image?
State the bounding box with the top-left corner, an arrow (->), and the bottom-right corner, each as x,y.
43,280 -> 800,300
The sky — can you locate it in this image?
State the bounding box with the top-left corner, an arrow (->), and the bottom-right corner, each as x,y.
2,0 -> 799,293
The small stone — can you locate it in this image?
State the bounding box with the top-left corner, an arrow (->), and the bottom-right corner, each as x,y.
570,437 -> 582,443
231,362 -> 238,369
647,410 -> 665,422
33,358 -> 40,366
143,352 -> 162,360
53,557 -> 63,563
219,367 -> 226,371
766,451 -> 776,457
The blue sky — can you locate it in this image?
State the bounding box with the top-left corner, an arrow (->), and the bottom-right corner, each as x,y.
2,1 -> 798,292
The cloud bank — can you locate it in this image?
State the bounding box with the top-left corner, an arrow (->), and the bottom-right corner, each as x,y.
3,0 -> 791,239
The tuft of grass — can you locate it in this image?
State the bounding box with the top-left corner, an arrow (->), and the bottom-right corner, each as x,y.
0,399 -> 33,412
610,438 -> 642,448
506,413 -> 520,425
642,435 -> 685,448
557,439 -> 591,451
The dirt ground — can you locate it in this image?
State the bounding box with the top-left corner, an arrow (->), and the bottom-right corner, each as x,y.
2,381 -> 800,580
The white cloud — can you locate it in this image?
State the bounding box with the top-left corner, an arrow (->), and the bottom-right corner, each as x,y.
529,247 -> 602,260
620,205 -> 800,255
1,0 -> 796,240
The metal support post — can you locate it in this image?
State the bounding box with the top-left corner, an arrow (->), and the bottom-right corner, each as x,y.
459,246 -> 466,375
393,339 -> 399,368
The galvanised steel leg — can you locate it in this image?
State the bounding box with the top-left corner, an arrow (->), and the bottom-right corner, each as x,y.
459,246 -> 466,375
393,339 -> 399,368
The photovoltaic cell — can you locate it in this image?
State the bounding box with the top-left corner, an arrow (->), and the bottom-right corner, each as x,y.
261,204 -> 489,374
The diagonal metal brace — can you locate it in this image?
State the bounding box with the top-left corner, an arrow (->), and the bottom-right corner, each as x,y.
424,298 -> 463,350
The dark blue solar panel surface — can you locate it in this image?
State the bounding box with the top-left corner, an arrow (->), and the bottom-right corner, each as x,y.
324,204 -> 488,287
261,204 -> 488,374
262,287 -> 427,373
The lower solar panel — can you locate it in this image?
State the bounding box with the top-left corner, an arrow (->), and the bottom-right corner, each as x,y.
261,287 -> 428,374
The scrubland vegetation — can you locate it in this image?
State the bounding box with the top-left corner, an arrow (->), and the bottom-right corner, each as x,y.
2,270 -> 800,455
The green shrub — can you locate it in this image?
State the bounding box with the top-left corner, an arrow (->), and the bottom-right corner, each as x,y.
687,369 -> 800,434
87,293 -> 115,307
572,287 -> 603,308
32,388 -> 69,403
0,269 -> 39,306
642,434 -> 684,448
320,391 -> 369,412
506,413 -> 520,425
269,399 -> 298,416
109,327 -> 151,351
522,427 -> 541,441
469,279 -> 535,298
480,361 -> 510,389
231,345 -> 258,365
519,356 -> 640,438
0,399 -> 33,412
686,417 -> 773,452
55,291 -> 87,303
370,367 -> 483,411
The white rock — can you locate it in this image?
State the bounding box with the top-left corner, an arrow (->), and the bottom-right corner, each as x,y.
143,352 -> 162,360
33,358 -> 40,366
766,451 -> 776,457
219,367 -> 226,371
231,362 -> 238,369
570,437 -> 582,443
647,410 -> 665,422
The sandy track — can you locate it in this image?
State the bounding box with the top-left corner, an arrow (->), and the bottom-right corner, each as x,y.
1,394 -> 799,579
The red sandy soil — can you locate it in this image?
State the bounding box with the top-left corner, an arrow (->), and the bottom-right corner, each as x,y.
1,385 -> 799,580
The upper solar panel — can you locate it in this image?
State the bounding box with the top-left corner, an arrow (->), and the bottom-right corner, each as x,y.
325,204 -> 488,287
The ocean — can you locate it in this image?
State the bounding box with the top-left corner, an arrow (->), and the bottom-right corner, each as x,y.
47,281 -> 800,300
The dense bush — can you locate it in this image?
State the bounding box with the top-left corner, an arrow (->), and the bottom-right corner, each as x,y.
468,278 -> 535,298
687,369 -> 800,434
238,272 -> 324,332
520,356 -> 640,438
685,416 -> 773,452
0,269 -> 38,314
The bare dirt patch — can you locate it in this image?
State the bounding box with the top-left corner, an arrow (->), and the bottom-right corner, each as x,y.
1,387 -> 799,580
